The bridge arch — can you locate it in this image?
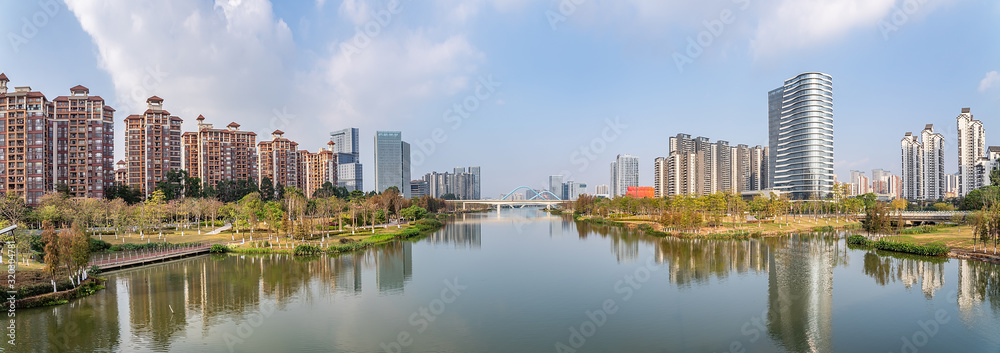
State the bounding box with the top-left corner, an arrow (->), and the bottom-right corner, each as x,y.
501,186 -> 562,201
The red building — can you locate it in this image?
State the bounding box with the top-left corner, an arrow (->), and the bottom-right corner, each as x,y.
626,186 -> 655,198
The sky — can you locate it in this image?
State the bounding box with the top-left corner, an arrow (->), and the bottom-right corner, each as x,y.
1,0 -> 998,199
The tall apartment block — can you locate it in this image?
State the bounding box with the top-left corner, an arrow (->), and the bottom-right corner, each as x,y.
654,157 -> 667,198
663,133 -> 767,196
182,115 -> 258,188
610,154 -> 639,197
594,184 -> 609,196
849,170 -> 869,196
330,128 -> 362,191
297,141 -> 337,197
374,131 -> 410,198
257,130 -> 301,193
768,72 -> 834,199
422,166 -> 480,200
957,108 -> 985,197
921,125 -> 945,200
0,74 -> 51,205
124,96 -> 182,196
51,85 -> 115,199
900,132 -> 922,200
979,146 -> 1000,187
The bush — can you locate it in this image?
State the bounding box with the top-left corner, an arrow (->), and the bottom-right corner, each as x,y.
898,225 -> 938,235
209,244 -> 229,253
847,235 -> 949,256
89,238 -> 111,253
293,245 -> 323,255
413,219 -> 443,232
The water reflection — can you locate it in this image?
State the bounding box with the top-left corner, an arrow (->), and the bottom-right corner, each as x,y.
13,212 -> 1000,353
766,235 -> 846,353
377,241 -> 413,293
861,251 -> 946,298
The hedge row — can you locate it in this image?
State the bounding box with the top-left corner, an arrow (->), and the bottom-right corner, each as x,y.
846,235 -> 949,256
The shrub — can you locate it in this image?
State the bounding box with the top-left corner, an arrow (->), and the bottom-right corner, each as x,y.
847,235 -> 949,256
293,244 -> 323,255
89,239 -> 111,253
413,219 -> 443,232
209,244 -> 229,253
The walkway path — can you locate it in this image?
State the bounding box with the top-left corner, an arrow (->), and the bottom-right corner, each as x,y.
206,223 -> 232,235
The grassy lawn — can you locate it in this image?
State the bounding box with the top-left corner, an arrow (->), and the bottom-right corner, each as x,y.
883,225 -> 990,252
91,223 -> 409,246
603,214 -> 861,236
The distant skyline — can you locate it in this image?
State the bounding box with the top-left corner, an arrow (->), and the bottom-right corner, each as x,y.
1,0 -> 998,198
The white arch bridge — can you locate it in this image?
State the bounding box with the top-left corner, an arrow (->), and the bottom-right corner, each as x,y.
444,186 -> 570,214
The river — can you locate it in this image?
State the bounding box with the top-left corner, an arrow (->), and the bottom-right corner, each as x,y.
14,209 -> 1000,352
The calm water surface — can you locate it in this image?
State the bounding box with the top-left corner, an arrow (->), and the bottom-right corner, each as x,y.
14,209 -> 1000,352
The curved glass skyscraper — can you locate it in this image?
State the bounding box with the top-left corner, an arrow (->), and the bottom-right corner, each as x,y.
768,73 -> 834,199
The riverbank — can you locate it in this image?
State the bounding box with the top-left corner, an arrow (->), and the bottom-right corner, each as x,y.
876,225 -> 1000,264
224,218 -> 444,255
572,213 -> 861,239
13,270 -> 107,309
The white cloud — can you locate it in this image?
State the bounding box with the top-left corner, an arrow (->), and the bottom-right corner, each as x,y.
66,0 -> 487,164
979,71 -> 1000,92
751,0 -> 896,58
322,31 -> 484,127
66,0 -> 295,138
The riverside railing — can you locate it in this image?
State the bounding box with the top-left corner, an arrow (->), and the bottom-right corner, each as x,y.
88,243 -> 210,268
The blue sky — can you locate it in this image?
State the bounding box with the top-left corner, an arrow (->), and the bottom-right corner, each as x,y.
1,0 -> 998,198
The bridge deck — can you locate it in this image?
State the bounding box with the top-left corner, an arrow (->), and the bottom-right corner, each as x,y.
90,244 -> 211,272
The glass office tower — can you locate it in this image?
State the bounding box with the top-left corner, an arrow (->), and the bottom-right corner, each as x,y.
768,72 -> 834,200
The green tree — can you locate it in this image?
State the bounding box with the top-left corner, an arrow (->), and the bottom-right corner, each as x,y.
992,164 -> 1000,188
68,224 -> 91,275
312,182 -> 338,199
400,205 -> 428,221
41,221 -> 60,275
0,191 -> 27,226
260,177 -> 275,202
55,182 -> 70,197
932,202 -> 954,211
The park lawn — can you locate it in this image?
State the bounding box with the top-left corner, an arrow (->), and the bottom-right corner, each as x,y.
608,215 -> 860,236
98,224 -> 408,246
885,225 -> 984,251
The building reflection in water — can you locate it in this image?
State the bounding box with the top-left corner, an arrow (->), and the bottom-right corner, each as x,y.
648,230 -> 849,353
377,241 -> 413,293
428,222 -> 482,249
17,240 -> 419,352
861,251 -> 946,298
766,235 -> 847,353
958,260 -> 1000,326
